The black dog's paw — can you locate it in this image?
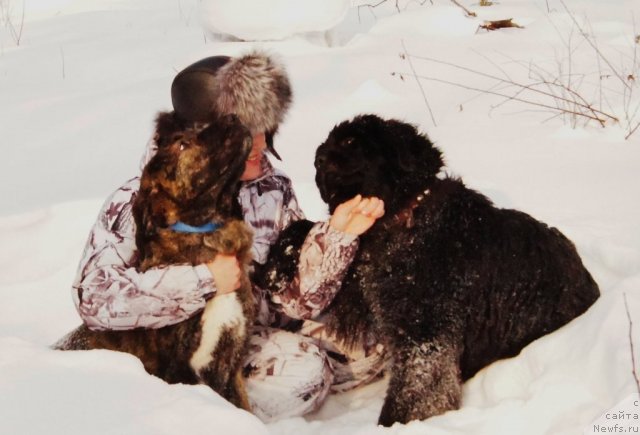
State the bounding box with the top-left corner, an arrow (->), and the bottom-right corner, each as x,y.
255,219 -> 314,292
379,342 -> 463,426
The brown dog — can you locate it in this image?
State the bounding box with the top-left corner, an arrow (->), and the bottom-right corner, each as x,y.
55,112 -> 256,410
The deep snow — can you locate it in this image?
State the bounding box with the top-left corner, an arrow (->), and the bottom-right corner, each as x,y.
1,0 -> 639,434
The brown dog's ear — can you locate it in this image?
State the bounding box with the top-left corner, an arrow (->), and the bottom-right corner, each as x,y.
154,111 -> 189,148
132,184 -> 157,262
174,144 -> 209,200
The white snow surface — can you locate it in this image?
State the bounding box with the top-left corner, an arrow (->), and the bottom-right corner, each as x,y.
1,0 -> 640,434
200,0 -> 350,41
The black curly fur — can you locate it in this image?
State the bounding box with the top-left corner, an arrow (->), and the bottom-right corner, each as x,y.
259,114 -> 600,426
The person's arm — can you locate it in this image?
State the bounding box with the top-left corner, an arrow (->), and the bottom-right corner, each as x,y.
72,178 -> 218,331
269,221 -> 359,319
265,195 -> 384,320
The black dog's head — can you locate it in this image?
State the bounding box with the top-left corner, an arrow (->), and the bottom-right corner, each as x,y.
138,112 -> 252,228
315,114 -> 444,215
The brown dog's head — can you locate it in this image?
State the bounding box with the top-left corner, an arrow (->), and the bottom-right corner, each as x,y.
315,114 -> 444,215
137,112 -> 252,230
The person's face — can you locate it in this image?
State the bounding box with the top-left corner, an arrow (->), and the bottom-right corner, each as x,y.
240,133 -> 267,181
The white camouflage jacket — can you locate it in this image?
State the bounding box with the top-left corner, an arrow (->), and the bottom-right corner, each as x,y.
72,145 -> 359,331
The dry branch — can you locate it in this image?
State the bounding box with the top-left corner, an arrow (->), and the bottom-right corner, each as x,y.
356,0 -> 473,23
400,71 -> 610,125
399,40 -> 437,127
623,293 -> 640,396
1,0 -> 25,45
559,0 -> 630,91
626,122 -> 640,140
389,2 -> 638,138
406,54 -> 619,125
449,0 -> 476,17
357,0 -> 431,17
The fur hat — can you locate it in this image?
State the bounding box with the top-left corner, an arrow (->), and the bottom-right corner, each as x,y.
171,51 -> 292,136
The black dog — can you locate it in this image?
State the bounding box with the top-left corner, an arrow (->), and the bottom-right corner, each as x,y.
55,113 -> 255,411
258,114 -> 600,426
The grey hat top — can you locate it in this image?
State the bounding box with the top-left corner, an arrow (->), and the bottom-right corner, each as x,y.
171,51 -> 292,135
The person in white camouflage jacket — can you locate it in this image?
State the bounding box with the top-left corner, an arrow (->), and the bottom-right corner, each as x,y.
71,51 -> 387,421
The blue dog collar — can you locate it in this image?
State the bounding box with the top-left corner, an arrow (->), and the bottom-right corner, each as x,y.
169,221 -> 221,233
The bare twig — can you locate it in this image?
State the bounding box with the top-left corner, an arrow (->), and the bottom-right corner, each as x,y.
623,293 -> 640,396
357,0 -> 431,21
489,57 -> 597,117
405,72 -> 610,124
1,0 -> 25,45
627,98 -> 640,133
177,0 -> 184,21
449,0 -> 476,17
408,54 -> 618,124
626,122 -> 640,140
559,0 -> 631,91
488,84 -> 532,117
0,0 -> 8,27
399,40 -> 437,127
567,26 -> 575,117
396,2 -> 639,138
471,49 -> 513,82
540,110 -> 567,124
625,16 -> 639,136
631,16 -> 638,78
8,0 -> 24,45
358,0 -> 400,15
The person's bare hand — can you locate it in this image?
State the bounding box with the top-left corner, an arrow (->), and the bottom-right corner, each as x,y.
329,195 -> 385,236
206,254 -> 241,295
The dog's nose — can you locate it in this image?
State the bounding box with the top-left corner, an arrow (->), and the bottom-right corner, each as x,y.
315,153 -> 326,169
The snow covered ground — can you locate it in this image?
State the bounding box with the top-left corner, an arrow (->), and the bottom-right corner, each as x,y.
1,0 -> 639,434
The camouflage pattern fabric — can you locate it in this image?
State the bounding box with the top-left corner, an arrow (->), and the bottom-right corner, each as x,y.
70,141 -> 387,420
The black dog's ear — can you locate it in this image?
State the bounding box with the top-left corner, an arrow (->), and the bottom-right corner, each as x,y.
154,111 -> 189,148
384,118 -> 444,178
